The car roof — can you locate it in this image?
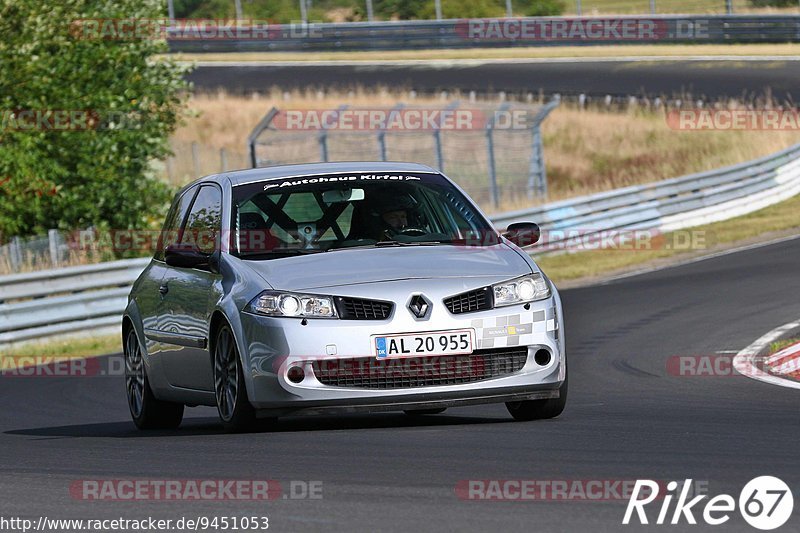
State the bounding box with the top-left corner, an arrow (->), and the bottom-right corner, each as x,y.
189,161 -> 441,191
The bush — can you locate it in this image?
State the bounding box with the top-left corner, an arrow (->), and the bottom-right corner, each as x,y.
0,0 -> 188,240
748,0 -> 797,6
524,0 -> 565,16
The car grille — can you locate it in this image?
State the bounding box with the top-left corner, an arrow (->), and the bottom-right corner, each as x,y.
311,347 -> 528,389
444,287 -> 493,314
334,297 -> 393,320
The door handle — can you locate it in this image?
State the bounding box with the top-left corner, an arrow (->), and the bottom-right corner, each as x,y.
159,283 -> 169,295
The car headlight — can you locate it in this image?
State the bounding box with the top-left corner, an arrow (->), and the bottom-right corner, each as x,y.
492,273 -> 550,307
246,290 -> 338,318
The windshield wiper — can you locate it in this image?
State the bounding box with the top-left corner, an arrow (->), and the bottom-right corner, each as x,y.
238,249 -> 320,259
327,240 -> 445,252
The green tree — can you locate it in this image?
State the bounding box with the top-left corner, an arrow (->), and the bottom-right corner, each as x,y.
0,0 -> 188,240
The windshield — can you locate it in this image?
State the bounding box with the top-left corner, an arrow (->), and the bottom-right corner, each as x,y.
230,171 -> 496,258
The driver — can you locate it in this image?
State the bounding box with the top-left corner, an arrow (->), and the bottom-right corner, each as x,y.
381,207 -> 408,231
368,194 -> 418,240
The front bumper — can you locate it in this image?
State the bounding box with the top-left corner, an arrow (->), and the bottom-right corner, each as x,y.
238,281 -> 565,412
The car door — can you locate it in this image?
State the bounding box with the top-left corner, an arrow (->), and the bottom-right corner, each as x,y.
157,184 -> 223,391
138,188 -> 197,350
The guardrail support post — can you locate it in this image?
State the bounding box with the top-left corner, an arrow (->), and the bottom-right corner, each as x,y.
10,236 -> 22,273
48,229 -> 60,268
576,0 -> 582,16
726,0 -> 733,13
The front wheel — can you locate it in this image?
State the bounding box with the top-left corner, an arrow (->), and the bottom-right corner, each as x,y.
505,371 -> 567,421
124,328 -> 184,430
214,324 -> 258,432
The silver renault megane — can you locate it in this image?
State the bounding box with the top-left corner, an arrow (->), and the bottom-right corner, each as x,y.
123,162 -> 566,431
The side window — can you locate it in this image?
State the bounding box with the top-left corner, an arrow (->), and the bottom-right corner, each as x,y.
155,188 -> 196,261
180,185 -> 223,254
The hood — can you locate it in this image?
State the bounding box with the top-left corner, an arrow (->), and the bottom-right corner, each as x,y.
238,244 -> 533,291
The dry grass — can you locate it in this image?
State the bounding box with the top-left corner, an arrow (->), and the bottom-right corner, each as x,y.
170,89 -> 800,206
0,334 -> 121,358
6,88 -> 797,274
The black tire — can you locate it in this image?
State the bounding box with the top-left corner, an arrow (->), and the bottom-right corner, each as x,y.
214,323 -> 259,432
505,371 -> 568,421
124,327 -> 184,430
404,408 -> 447,416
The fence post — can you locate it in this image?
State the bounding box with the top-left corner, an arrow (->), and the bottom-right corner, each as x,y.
318,131 -> 329,162
486,126 -> 499,209
527,96 -> 561,200
650,0 -> 656,14
247,107 -> 280,168
366,0 -> 374,21
432,100 -> 460,172
726,0 -> 733,13
191,141 -> 200,176
220,148 -> 228,172
378,103 -> 405,162
485,102 -> 509,209
48,229 -> 60,267
576,0 -> 582,16
505,0 -> 513,17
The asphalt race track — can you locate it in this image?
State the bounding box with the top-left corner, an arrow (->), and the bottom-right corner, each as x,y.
187,59 -> 799,101
2,237 -> 799,531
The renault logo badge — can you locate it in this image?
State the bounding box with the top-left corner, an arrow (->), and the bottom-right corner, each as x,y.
408,294 -> 431,319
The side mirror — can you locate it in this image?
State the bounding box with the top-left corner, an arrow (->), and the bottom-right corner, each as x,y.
502,222 -> 540,247
165,244 -> 211,270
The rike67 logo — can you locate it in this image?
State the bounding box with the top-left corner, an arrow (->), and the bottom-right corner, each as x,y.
623,477 -> 793,530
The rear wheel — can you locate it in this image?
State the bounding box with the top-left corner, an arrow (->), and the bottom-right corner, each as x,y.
124,328 -> 184,430
214,323 -> 259,432
404,408 -> 447,416
506,370 -> 567,421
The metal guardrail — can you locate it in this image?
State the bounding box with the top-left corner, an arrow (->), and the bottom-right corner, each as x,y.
167,16 -> 800,53
1,142 -> 799,347
490,142 -> 800,239
0,258 -> 149,346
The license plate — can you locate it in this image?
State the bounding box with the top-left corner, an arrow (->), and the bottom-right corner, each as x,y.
373,329 -> 474,359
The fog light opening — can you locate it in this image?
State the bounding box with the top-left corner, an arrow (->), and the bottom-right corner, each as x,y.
534,349 -> 552,366
287,366 -> 305,384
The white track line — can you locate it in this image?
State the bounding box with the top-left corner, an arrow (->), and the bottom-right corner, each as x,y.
733,319 -> 800,390
187,56 -> 800,68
